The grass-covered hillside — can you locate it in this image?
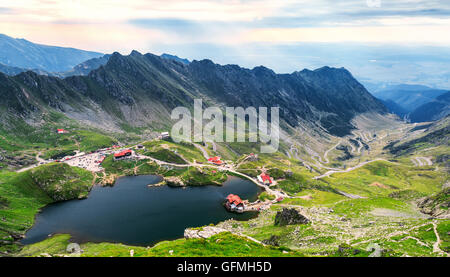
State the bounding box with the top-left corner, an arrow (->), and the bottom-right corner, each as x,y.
0,112 -> 120,170
18,232 -> 302,257
0,163 -> 93,254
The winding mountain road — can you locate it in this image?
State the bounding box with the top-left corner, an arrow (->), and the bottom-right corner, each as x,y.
323,140 -> 341,164
411,157 -> 433,167
193,143 -> 210,160
313,158 -> 391,179
16,152 -> 48,173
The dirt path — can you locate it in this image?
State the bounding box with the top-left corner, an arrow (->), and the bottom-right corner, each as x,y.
337,190 -> 366,199
16,151 -> 47,172
432,221 -> 447,256
421,157 -> 433,166
289,146 -> 311,170
357,139 -> 364,154
193,143 -> 210,160
285,150 -> 292,159
313,158 -> 391,179
411,157 -> 433,167
348,141 -> 356,153
36,152 -> 45,163
323,140 -> 341,164
211,141 -> 217,152
353,222 -> 431,247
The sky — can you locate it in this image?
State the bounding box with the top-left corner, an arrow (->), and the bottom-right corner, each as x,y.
1,0 -> 450,89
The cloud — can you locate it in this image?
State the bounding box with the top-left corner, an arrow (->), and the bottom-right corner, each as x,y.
129,18 -> 206,33
2,0 -> 450,87
0,7 -> 13,14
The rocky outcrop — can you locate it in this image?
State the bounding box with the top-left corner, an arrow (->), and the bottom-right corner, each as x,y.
184,226 -> 228,239
164,176 -> 185,187
262,235 -> 280,246
274,208 -> 310,226
417,187 -> 450,218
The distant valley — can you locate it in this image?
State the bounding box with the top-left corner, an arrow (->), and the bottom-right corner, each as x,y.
371,84 -> 450,122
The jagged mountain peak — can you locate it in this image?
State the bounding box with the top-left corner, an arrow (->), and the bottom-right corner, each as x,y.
130,50 -> 143,56
160,53 -> 190,65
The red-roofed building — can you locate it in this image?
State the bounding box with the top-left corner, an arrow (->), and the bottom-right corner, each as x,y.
208,156 -> 223,165
57,129 -> 69,134
257,173 -> 273,185
224,194 -> 244,213
114,149 -> 132,160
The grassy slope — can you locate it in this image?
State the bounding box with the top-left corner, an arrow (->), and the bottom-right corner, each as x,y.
227,150 -> 449,257
18,232 -> 302,257
0,164 -> 93,254
0,112 -> 119,170
141,140 -> 207,163
321,160 -> 445,197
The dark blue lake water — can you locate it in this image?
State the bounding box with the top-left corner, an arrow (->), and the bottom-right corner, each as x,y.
21,175 -> 260,246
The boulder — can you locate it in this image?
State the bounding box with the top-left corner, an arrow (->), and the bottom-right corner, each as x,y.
274,208 -> 310,226
284,170 -> 293,178
262,235 -> 280,246
66,243 -> 81,254
416,187 -> 450,218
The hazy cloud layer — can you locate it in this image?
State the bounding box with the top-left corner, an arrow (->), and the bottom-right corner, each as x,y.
1,0 -> 450,88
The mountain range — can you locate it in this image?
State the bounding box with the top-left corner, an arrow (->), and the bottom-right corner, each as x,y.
372,84 -> 449,122
409,91 -> 450,122
0,34 -> 103,72
2,32 -> 448,127
0,50 -> 386,139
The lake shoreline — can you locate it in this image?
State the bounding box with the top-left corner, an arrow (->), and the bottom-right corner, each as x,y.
20,174 -> 262,247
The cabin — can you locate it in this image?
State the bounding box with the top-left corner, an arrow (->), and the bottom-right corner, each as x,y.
160,132 -> 170,140
224,194 -> 244,213
208,156 -> 223,165
114,149 -> 132,160
57,129 -> 69,134
248,153 -> 258,161
257,173 -> 273,185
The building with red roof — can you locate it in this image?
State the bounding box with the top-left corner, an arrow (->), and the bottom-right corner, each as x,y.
257,173 -> 273,185
114,149 -> 132,160
208,156 -> 223,165
224,194 -> 244,213
57,129 -> 69,134
226,194 -> 243,205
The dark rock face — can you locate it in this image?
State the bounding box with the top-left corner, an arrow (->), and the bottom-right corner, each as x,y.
336,244 -> 362,256
416,187 -> 450,218
262,235 -> 280,246
274,208 -> 310,226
